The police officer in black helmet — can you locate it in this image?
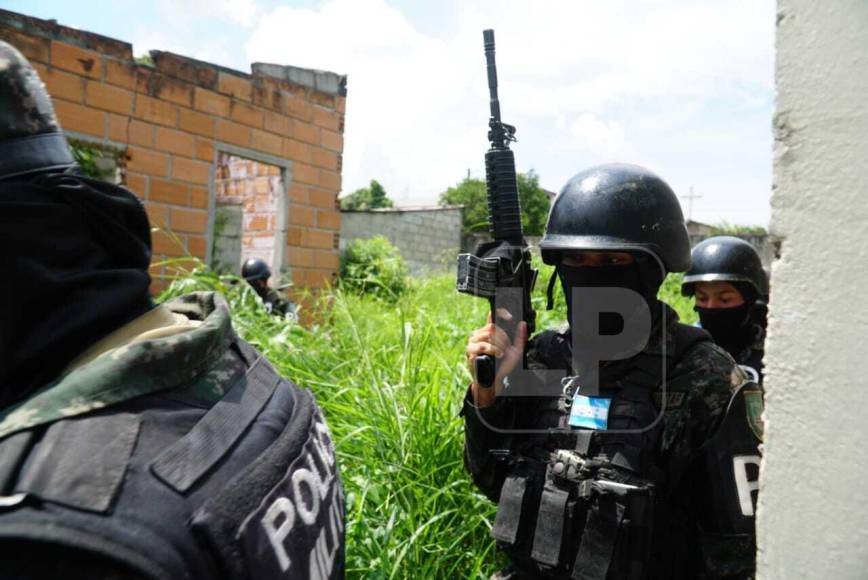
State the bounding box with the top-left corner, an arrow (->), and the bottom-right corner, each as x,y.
463,164 -> 762,579
0,40 -> 343,579
682,237 -> 769,383
241,257 -> 295,317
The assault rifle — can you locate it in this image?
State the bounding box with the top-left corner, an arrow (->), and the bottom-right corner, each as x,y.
456,29 -> 538,388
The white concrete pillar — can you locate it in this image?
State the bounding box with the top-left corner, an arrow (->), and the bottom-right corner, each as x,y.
759,1 -> 868,578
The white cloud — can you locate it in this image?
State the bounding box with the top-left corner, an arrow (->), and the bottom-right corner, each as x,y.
129,0 -> 263,70
566,115 -> 629,157
245,0 -> 774,225
156,0 -> 261,28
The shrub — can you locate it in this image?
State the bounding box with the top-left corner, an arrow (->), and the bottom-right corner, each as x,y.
340,236 -> 409,301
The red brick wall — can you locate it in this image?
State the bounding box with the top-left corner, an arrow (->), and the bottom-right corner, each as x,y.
0,10 -> 345,294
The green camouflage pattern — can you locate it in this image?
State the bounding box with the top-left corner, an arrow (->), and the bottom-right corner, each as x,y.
0,292 -> 242,440
657,340 -> 747,452
262,287 -> 293,317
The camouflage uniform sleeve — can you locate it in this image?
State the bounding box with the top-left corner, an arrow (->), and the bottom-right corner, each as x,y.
262,289 -> 291,316
668,342 -> 756,579
665,341 -> 743,452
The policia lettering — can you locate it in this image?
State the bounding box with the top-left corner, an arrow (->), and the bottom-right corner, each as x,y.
0,331 -> 346,580
251,417 -> 344,578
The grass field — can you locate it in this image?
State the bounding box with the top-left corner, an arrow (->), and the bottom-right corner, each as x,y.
158,261 -> 696,579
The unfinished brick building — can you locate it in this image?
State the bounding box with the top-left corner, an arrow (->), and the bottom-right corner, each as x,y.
0,9 -> 346,295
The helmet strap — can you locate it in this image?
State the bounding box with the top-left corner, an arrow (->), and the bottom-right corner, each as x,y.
545,269 -> 558,310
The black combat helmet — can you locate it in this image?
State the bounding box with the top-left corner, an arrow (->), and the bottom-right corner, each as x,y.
539,163 -> 691,272
682,236 -> 768,297
0,41 -> 76,180
241,257 -> 272,281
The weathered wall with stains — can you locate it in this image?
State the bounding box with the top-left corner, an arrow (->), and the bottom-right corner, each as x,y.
0,9 -> 345,293
758,1 -> 868,577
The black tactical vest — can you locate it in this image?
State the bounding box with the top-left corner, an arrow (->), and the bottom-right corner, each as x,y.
490,323 -> 711,580
693,381 -> 763,574
0,339 -> 344,579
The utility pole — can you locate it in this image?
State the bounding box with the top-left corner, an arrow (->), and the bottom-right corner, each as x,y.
680,186 -> 702,221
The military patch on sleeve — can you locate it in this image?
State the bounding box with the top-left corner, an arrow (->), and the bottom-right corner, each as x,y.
744,390 -> 764,441
653,391 -> 686,410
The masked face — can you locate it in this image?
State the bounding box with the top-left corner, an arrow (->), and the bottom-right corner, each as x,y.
557,251 -> 662,334
696,303 -> 753,348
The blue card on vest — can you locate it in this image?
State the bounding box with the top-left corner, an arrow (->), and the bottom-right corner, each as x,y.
568,395 -> 611,430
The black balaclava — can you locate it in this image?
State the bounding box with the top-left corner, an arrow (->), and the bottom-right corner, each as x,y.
249,278 -> 269,300
695,281 -> 762,354
0,172 -> 154,408
557,253 -> 665,335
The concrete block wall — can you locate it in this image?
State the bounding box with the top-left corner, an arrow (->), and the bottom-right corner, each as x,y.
340,206 -> 463,274
212,204 -> 243,273
0,9 -> 346,293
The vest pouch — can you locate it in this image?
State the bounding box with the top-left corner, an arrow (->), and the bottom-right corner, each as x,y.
11,413 -> 140,513
530,482 -> 592,579
493,459 -> 546,568
571,484 -> 654,580
605,490 -> 655,580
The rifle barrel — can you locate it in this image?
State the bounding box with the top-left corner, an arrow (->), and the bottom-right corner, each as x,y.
483,29 -> 501,122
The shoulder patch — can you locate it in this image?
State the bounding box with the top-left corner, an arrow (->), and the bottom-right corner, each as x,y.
744,390 -> 764,441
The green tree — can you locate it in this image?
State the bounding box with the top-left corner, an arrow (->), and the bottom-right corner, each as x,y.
340,179 -> 394,210
439,170 -> 551,236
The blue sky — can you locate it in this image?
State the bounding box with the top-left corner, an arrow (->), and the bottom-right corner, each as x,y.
6,0 -> 775,226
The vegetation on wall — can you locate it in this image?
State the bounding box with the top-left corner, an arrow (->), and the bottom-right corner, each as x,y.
68,139 -> 124,182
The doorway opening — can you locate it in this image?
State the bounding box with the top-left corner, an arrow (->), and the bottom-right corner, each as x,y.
211,152 -> 287,284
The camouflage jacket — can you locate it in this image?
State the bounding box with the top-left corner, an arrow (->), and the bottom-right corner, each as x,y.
262,287 -> 294,318
462,305 -> 755,579
0,292 -> 248,440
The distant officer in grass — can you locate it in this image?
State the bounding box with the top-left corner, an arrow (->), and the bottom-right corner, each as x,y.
682,236 -> 769,383
0,40 -> 343,579
242,256 -> 295,318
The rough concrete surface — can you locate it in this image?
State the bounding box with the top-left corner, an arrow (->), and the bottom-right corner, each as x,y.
758,1 -> 868,578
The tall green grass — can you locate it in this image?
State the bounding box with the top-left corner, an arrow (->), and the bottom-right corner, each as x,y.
158,262 -> 695,579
